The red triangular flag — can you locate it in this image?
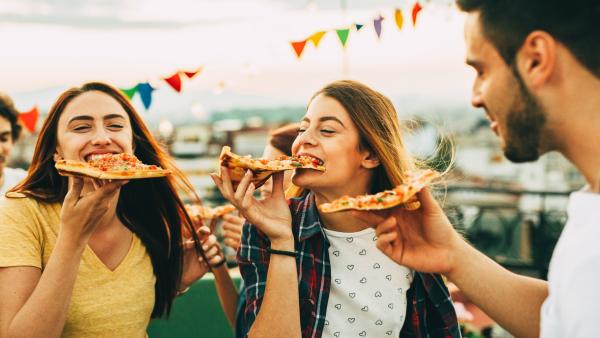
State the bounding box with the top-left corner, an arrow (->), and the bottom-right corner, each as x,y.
182,67 -> 204,79
164,73 -> 182,92
412,2 -> 423,27
19,106 -> 39,133
290,40 -> 308,59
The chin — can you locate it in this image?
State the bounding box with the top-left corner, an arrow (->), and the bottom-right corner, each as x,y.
292,169 -> 326,189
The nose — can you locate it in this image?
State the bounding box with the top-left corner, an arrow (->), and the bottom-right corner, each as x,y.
91,128 -> 112,146
471,80 -> 484,108
294,127 -> 318,150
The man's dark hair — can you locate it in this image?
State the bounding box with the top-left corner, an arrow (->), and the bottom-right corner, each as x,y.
456,0 -> 600,78
0,93 -> 22,141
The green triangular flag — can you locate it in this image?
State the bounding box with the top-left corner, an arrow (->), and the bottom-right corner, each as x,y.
336,28 -> 350,47
120,85 -> 138,100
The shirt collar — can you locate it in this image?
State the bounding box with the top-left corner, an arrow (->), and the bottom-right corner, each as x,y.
296,192 -> 328,242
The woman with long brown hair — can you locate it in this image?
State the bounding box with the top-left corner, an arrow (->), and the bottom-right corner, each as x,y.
0,82 -> 218,337
212,80 -> 460,338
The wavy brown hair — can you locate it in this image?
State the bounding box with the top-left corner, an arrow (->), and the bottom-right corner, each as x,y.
9,82 -> 203,318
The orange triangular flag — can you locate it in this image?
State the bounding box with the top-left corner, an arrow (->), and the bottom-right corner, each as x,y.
308,31 -> 327,47
164,73 -> 182,92
290,40 -> 308,59
182,66 -> 204,79
412,2 -> 423,27
19,106 -> 39,133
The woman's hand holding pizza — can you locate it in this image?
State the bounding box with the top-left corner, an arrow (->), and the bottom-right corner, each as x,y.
59,176 -> 127,247
179,226 -> 226,291
352,188 -> 465,277
211,168 -> 293,245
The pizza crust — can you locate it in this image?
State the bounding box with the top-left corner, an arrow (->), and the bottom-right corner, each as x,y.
319,169 -> 439,213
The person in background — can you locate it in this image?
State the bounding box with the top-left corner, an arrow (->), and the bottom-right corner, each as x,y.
0,92 -> 27,195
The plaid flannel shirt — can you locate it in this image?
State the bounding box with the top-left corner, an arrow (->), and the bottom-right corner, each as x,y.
236,192 -> 461,338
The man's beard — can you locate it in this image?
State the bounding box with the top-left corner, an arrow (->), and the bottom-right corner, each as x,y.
503,67 -> 548,163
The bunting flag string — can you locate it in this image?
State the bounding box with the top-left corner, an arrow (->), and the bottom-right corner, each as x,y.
117,64 -> 205,111
289,1 -> 433,59
19,106 -> 39,133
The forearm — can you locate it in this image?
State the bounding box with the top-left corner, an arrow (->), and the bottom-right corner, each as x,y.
448,239 -> 548,338
7,236 -> 85,338
249,238 -> 301,338
212,265 -> 239,327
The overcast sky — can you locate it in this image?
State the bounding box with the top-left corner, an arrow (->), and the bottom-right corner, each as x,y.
0,0 -> 475,112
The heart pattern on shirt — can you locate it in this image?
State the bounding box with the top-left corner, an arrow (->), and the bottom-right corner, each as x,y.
388,303 -> 394,309
333,250 -> 340,257
361,305 -> 368,312
334,332 -> 340,337
349,292 -> 356,298
373,263 -> 381,269
375,319 -> 383,326
335,303 -> 342,310
386,331 -> 393,335
346,237 -> 354,243
347,264 -> 355,270
359,331 -> 367,337
375,291 -> 382,297
385,274 -> 392,281
334,278 -> 341,284
348,317 -> 356,323
359,249 -> 367,255
360,277 -> 367,283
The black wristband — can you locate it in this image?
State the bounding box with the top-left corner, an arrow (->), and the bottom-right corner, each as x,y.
267,247 -> 298,258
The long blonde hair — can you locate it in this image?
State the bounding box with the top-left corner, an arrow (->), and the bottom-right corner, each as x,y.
287,80 -> 417,197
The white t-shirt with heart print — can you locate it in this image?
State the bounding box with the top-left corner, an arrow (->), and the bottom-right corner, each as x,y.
322,227 -> 413,338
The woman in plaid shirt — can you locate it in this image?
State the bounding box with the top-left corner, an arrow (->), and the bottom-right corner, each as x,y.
212,80 -> 460,338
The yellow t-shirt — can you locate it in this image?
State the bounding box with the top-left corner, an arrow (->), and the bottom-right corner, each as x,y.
0,195 -> 156,338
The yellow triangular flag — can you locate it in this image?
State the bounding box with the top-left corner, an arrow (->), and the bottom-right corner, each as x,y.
395,8 -> 404,30
308,31 -> 327,47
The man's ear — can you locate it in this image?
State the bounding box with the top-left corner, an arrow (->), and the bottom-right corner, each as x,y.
516,30 -> 557,89
361,150 -> 380,169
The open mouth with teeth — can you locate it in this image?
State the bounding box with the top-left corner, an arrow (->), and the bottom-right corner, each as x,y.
293,154 -> 325,168
85,153 -> 118,162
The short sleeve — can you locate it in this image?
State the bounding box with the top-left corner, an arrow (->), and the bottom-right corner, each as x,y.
0,197 -> 43,268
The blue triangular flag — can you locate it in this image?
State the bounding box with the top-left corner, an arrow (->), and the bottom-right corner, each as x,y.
355,23 -> 364,31
137,82 -> 155,110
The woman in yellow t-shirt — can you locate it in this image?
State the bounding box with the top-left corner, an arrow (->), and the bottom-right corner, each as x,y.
0,82 -> 219,337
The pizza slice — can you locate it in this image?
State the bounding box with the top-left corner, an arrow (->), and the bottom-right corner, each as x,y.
55,153 -> 171,180
185,204 -> 236,219
319,169 -> 439,213
219,146 -> 325,189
